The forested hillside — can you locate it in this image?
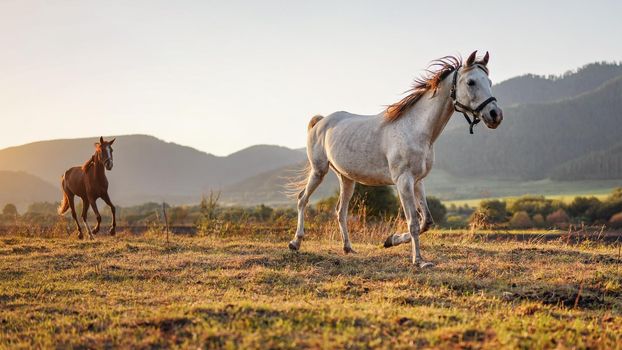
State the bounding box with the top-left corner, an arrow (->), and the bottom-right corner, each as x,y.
435,75 -> 622,180
493,62 -> 622,106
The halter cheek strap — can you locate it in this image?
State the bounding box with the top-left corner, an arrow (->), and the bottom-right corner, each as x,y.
450,66 -> 498,134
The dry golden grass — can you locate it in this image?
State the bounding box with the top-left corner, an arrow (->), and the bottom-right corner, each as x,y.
1,227 -> 621,349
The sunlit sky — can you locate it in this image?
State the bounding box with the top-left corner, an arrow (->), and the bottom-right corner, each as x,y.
1,0 -> 621,156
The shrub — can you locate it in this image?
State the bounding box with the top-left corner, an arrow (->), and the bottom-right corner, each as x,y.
352,184 -> 400,219
469,211 -> 490,230
472,199 -> 507,224
567,196 -> 601,222
26,202 -> 59,215
546,208 -> 570,225
509,211 -> 533,229
609,212 -> 622,229
509,195 -> 557,218
2,203 -> 18,217
425,196 -> 447,225
595,198 -> 622,222
316,185 -> 400,220
532,213 -> 545,227
315,194 -> 338,213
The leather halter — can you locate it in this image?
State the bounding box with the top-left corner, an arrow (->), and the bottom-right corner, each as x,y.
450,65 -> 497,134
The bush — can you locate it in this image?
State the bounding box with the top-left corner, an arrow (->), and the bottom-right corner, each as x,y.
425,196 -> 447,225
532,214 -> 545,227
2,203 -> 18,217
546,209 -> 570,225
472,199 -> 507,224
315,195 -> 338,213
352,184 -> 400,219
595,198 -> 622,222
509,195 -> 558,218
509,211 -> 533,229
609,212 -> 622,229
316,185 -> 400,220
567,196 -> 601,222
27,202 -> 59,215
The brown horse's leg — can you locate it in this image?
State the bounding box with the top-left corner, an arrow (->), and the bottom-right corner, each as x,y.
90,198 -> 101,235
68,193 -> 83,239
80,198 -> 93,240
101,193 -> 116,236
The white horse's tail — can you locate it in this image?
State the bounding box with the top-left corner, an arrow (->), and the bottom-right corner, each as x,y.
285,115 -> 324,198
307,114 -> 323,131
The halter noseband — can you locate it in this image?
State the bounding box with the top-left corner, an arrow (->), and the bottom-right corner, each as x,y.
450,65 -> 497,134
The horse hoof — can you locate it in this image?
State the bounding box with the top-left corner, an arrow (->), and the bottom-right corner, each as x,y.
109,228 -> 116,236
92,228 -> 99,235
78,233 -> 84,240
417,261 -> 435,269
343,246 -> 357,254
383,234 -> 394,248
288,241 -> 300,251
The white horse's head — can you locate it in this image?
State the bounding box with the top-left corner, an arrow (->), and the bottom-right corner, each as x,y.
453,51 -> 503,129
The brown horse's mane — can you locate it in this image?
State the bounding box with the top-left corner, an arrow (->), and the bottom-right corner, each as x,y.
81,155 -> 96,172
384,55 -> 488,122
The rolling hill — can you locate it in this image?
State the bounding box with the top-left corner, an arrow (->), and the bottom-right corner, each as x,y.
0,171 -> 58,211
493,62 -> 622,106
1,62 -> 621,208
435,74 -> 622,180
0,135 -> 305,206
550,142 -> 622,181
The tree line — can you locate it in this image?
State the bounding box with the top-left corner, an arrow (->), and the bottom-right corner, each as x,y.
2,187 -> 622,231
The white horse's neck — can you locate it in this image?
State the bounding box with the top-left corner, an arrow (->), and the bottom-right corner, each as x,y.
399,73 -> 455,144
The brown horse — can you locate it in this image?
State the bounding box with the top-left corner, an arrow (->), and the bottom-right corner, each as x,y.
58,136 -> 117,239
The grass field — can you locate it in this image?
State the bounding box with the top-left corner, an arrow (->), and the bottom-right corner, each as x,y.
1,230 -> 621,349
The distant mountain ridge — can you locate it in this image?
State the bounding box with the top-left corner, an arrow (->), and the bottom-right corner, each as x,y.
435,73 -> 622,180
1,62 -> 621,208
0,171 -> 58,210
493,62 -> 622,106
0,135 -> 305,206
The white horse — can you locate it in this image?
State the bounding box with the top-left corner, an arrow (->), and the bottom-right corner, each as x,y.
289,51 -> 503,268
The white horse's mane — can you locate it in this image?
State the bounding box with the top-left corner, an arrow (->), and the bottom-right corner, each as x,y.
385,55 -> 489,122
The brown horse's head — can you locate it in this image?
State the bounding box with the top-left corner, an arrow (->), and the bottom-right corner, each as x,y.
95,136 -> 115,171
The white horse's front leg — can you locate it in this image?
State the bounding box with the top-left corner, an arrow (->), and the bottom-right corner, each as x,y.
383,181 -> 432,248
395,174 -> 433,268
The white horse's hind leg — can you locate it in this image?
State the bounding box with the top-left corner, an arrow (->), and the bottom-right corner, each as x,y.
288,167 -> 327,251
395,174 -> 433,268
415,182 -> 434,233
336,175 -> 356,254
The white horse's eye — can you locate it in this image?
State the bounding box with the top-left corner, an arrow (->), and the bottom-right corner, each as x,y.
467,79 -> 476,86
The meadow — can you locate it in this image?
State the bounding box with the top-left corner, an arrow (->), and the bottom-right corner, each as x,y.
1,227 -> 621,349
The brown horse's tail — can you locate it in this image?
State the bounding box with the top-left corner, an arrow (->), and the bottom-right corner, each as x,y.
285,115 -> 324,198
58,175 -> 70,215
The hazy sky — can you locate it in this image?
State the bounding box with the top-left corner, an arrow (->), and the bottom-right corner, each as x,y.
1,0 -> 621,156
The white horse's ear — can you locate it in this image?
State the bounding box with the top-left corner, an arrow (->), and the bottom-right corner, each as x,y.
109,138 -> 115,145
482,51 -> 490,65
466,50 -> 477,66
99,136 -> 104,144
